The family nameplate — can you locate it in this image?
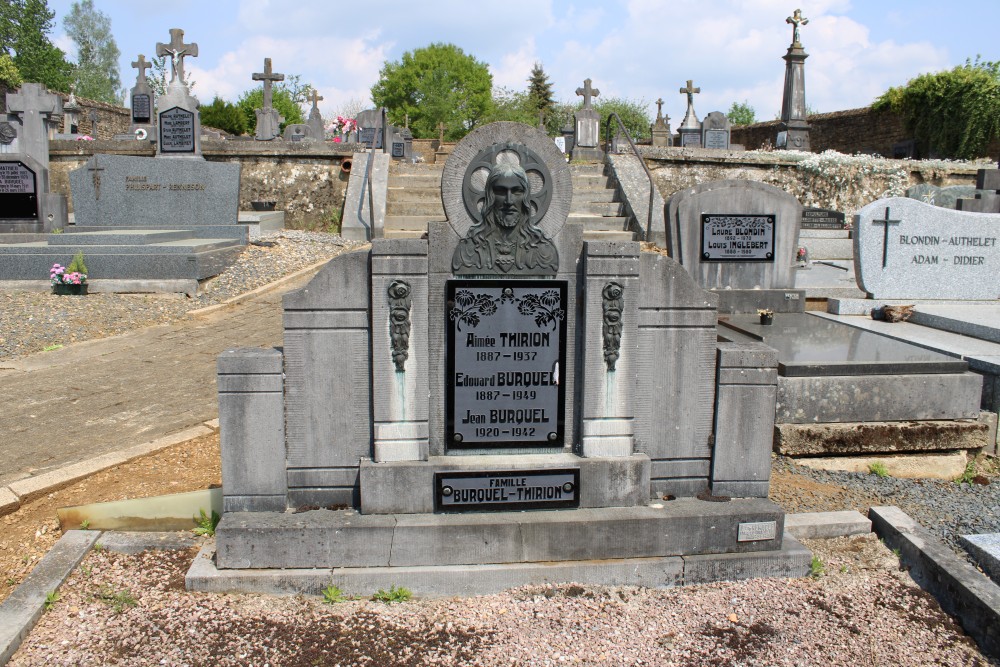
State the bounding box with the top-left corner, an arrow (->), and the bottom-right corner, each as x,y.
0,161 -> 38,219
703,129 -> 728,150
801,207 -> 845,230
132,94 -> 151,123
435,469 -> 580,512
701,214 -> 776,261
447,280 -> 567,449
159,107 -> 195,153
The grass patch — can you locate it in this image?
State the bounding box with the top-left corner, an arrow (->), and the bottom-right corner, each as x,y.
43,590 -> 60,610
373,585 -> 412,603
95,585 -> 137,614
809,556 -> 825,579
868,461 -> 890,478
193,509 -> 220,537
321,584 -> 353,604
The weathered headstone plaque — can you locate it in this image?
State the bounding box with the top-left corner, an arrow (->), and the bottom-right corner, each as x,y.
159,106 -> 195,153
447,280 -> 567,449
801,207 -> 845,229
703,130 -> 728,149
701,111 -> 731,150
132,94 -> 151,124
0,161 -> 37,218
701,214 -> 775,261
680,132 -> 702,147
854,197 -> 1000,300
435,468 -> 579,512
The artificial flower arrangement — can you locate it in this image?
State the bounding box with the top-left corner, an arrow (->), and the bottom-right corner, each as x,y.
326,116 -> 359,143
50,252 -> 88,294
756,308 -> 774,325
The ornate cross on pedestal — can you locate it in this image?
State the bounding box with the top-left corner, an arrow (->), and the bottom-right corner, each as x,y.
155,28 -> 198,86
309,89 -> 323,112
575,78 -> 600,110
655,98 -> 664,121
679,80 -> 700,106
786,8 -> 809,46
438,122 -> 446,143
132,54 -> 151,85
252,58 -> 285,110
873,207 -> 901,268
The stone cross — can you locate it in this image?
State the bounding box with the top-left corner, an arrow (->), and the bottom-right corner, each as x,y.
786,8 -> 809,46
88,155 -> 104,201
252,58 -> 285,110
655,98 -> 664,121
575,78 -> 600,110
6,83 -> 61,163
132,54 -> 152,85
873,207 -> 901,268
155,28 -> 198,86
404,113 -> 409,129
309,89 -> 323,111
679,80 -> 700,106
438,122 -> 446,143
89,109 -> 99,138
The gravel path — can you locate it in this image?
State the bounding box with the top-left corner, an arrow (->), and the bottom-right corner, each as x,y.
9,534 -> 995,666
0,231 -> 365,361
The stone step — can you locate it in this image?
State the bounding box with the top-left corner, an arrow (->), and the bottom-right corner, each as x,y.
799,229 -> 851,239
390,163 -> 444,174
47,229 -> 195,246
569,214 -> 630,231
800,238 -> 853,260
386,186 -> 442,203
569,163 -> 609,176
571,174 -> 612,188
0,238 -> 242,254
571,189 -> 618,203
383,229 -> 428,239
388,174 -> 442,188
384,215 -> 446,231
386,201 -> 447,217
583,230 -> 635,241
570,201 -> 625,216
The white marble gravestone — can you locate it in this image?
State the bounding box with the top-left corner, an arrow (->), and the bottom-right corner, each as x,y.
854,197 -> 1000,300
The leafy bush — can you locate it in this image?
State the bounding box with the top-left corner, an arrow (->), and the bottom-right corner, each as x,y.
373,585 -> 412,603
201,96 -> 247,136
67,251 -> 87,276
237,87 -> 304,134
594,96 -> 652,142
727,100 -> 757,126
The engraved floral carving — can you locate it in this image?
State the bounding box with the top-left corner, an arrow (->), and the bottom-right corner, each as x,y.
602,281 -> 624,371
387,279 -> 411,371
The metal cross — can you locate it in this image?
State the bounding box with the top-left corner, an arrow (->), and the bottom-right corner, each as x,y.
873,207 -> 901,268
252,58 -> 285,110
132,54 -> 152,85
679,80 -> 700,105
155,28 -> 198,86
88,156 -> 104,201
786,9 -> 809,46
575,78 -> 600,110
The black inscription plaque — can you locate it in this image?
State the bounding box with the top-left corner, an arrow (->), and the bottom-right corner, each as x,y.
391,141 -> 405,158
447,280 -> 567,449
680,132 -> 702,147
359,127 -> 383,149
159,106 -> 195,153
0,161 -> 38,219
701,214 -> 776,261
801,207 -> 846,230
132,94 -> 151,123
436,468 -> 580,512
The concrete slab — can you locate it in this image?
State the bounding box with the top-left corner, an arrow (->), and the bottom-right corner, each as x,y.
793,451 -> 968,480
97,531 -> 202,554
0,487 -> 19,515
775,420 -> 988,456
827,299 -> 1000,317
871,506 -> 1000,659
187,533 -> 811,598
0,530 -> 100,664
910,305 -> 1000,344
961,534 -> 1000,586
784,511 -> 872,539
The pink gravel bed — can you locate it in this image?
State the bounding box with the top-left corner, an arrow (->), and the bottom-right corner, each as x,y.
9,535 -> 995,666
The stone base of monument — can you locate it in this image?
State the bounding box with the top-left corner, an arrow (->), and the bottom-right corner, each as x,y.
237,210 -> 285,240
712,288 -> 806,314
188,530 -> 811,598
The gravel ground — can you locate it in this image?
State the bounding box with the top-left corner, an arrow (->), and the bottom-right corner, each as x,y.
0,231 -> 365,360
9,534 -> 995,666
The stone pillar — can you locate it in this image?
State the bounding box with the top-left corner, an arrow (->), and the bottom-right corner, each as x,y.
370,238 -> 430,462
218,348 -> 287,512
580,241 -> 640,456
777,43 -> 810,150
710,342 -> 778,498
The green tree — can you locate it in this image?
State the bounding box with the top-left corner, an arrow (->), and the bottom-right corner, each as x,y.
593,97 -> 652,142
370,42 -> 493,140
727,100 -> 756,125
201,96 -> 246,135
527,62 -> 555,120
236,85 -> 305,134
5,0 -> 72,90
484,87 -> 537,126
873,57 -> 1000,159
0,54 -> 22,88
64,0 -> 121,104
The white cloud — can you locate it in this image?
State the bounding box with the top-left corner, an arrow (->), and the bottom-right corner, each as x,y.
491,38 -> 539,91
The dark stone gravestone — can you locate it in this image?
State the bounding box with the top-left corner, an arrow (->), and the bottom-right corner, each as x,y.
0,160 -> 37,219
159,107 -> 196,154
155,28 -> 202,157
801,207 -> 845,229
356,109 -> 385,149
701,111 -> 731,150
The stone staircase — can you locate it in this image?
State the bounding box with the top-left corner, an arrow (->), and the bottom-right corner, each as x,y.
383,161 -> 634,240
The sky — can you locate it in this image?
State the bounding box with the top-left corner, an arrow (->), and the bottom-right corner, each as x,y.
45,0 -> 1000,125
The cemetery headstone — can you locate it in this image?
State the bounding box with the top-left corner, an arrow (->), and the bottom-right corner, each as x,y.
677,80 -> 702,148
155,28 -> 202,157
801,207 -> 846,229
5,83 -> 61,165
282,124 -> 312,142
356,108 -> 385,149
252,58 -> 285,141
128,54 -> 155,139
777,9 -> 811,151
853,196 -> 1000,300
906,184 -> 978,210
663,179 -> 804,312
306,89 -> 325,140
701,111 -> 731,150
650,97 -> 671,148
572,78 -> 603,161
62,85 -> 80,135
88,109 -> 100,139
956,168 -> 1000,213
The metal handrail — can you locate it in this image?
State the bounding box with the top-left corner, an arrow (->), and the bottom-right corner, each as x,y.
604,112 -> 655,240
356,148 -> 374,239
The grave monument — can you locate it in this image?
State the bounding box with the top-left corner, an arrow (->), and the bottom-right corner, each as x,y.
776,9 -> 811,151
572,78 -> 603,161
306,89 -> 325,140
155,28 -> 201,157
127,54 -> 155,140
702,111 -> 731,150
252,58 -> 284,141
677,80 -> 702,147
956,166 -> 1000,214
650,98 -> 671,148
0,83 -> 68,233
189,122 -> 811,597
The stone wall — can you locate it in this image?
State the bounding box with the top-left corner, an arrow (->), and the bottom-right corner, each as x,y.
60,93 -> 131,139
48,140 -> 354,228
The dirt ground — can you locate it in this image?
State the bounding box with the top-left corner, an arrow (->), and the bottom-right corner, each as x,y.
0,432 -> 222,605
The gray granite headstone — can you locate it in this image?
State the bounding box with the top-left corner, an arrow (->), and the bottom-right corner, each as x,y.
701,111 -> 731,150
906,184 -> 979,210
664,179 -> 802,290
356,109 -> 385,149
854,197 -> 1000,300
69,154 -> 240,228
572,78 -> 603,161
5,83 -> 61,168
282,124 -> 314,142
306,90 -> 325,141
155,28 -> 202,157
